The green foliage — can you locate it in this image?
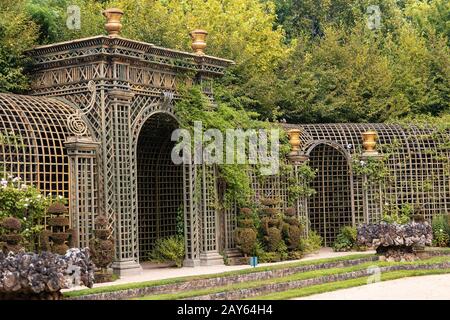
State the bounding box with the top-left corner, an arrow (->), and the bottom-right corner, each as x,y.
234,208 -> 258,256
0,0 -> 38,93
405,0 -> 450,41
0,175 -> 64,250
431,215 -> 450,247
25,0 -> 104,43
175,86 -> 271,207
276,1 -> 450,123
0,0 -> 446,122
287,163 -> 316,205
332,226 -> 357,252
149,236 -> 185,267
382,203 -> 414,224
353,156 -> 390,186
176,205 -> 184,238
299,231 -> 322,254
275,239 -> 288,260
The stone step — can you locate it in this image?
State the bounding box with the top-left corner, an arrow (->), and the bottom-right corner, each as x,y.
187,261 -> 450,300
68,255 -> 379,300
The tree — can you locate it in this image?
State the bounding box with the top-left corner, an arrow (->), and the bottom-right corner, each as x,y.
275,1 -> 449,123
23,0 -> 289,118
405,0 -> 450,41
0,0 -> 37,93
25,0 -> 104,44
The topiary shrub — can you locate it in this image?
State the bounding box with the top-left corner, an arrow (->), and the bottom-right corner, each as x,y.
0,217 -> 24,254
234,228 -> 257,256
234,207 -> 258,256
266,227 -> 282,252
259,199 -> 284,253
332,226 -> 357,252
149,236 -> 185,267
89,215 -> 114,283
282,207 -> 302,251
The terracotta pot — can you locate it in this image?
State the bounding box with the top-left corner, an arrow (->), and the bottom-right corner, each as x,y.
190,29 -> 208,55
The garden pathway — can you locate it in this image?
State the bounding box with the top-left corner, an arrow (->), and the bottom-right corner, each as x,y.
295,274 -> 450,300
63,248 -> 375,292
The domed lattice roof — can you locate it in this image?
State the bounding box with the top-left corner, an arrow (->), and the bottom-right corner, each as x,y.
0,93 -> 75,197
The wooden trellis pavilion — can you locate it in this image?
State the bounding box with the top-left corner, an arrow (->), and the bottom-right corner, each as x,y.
219,123 -> 449,253
0,9 -> 234,275
284,124 -> 449,246
0,9 -> 449,274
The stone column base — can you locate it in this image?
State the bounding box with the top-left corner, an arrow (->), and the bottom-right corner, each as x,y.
183,258 -> 201,267
112,259 -> 143,277
200,252 -> 225,266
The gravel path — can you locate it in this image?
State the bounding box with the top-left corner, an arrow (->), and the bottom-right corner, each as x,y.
295,274 -> 450,300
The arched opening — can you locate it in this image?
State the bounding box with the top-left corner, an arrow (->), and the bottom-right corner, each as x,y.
308,143 -> 352,246
136,113 -> 183,261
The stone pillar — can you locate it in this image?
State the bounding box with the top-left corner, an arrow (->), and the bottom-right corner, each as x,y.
65,136 -> 100,248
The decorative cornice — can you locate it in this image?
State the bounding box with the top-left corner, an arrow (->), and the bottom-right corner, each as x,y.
27,36 -> 234,76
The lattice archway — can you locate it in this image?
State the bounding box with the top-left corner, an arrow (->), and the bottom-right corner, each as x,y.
135,112 -> 183,261
307,142 -> 354,246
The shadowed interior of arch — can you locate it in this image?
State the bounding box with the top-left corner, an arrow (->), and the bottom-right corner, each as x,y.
136,113 -> 183,261
308,143 -> 353,246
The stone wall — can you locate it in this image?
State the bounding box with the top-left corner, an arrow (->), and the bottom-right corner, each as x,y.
0,248 -> 94,300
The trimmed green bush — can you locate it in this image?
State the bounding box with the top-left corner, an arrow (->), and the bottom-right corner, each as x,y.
333,226 -> 357,252
432,215 -> 450,247
149,236 -> 185,267
299,231 -> 322,253
234,207 -> 258,256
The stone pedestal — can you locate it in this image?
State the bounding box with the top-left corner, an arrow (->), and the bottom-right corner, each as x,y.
111,259 -> 143,276
200,251 -> 225,266
183,258 -> 201,267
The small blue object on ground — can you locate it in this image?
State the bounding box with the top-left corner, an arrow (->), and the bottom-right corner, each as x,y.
250,256 -> 258,268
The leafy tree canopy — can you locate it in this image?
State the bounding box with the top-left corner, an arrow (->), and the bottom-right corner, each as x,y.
0,0 -> 448,124
0,0 -> 38,93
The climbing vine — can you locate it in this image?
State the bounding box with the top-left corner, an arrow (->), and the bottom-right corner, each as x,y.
352,155 -> 391,188
174,85 -> 317,208
174,85 -> 276,208
286,163 -> 316,206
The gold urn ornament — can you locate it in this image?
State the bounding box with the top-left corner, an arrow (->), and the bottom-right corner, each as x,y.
103,8 -> 124,37
190,29 -> 208,56
361,130 -> 379,157
287,129 -> 301,152
287,128 -> 308,163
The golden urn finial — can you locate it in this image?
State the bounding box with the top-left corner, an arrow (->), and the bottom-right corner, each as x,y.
287,129 -> 302,153
361,130 -> 378,156
286,128 -> 308,163
190,29 -> 208,55
103,8 -> 124,37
